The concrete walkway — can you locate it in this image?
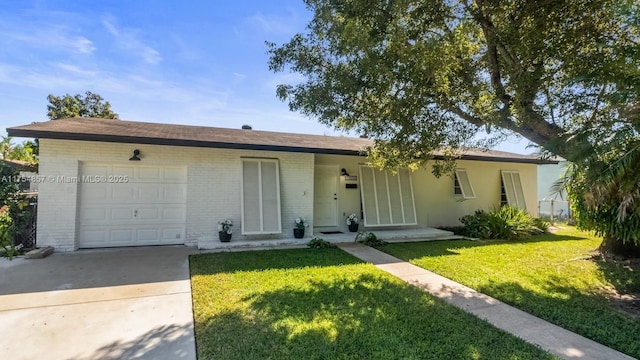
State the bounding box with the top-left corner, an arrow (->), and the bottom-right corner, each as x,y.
338,242 -> 635,360
0,246 -> 197,360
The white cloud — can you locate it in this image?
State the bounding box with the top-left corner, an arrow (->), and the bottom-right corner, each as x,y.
247,12 -> 294,34
102,17 -> 162,65
244,10 -> 306,35
54,63 -> 97,77
169,33 -> 199,61
1,27 -> 96,55
232,72 -> 247,85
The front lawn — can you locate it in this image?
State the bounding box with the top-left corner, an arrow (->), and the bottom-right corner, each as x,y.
381,227 -> 640,358
190,248 -> 555,359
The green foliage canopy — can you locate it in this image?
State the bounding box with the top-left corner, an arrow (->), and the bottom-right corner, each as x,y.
268,0 -> 639,168
47,91 -> 119,120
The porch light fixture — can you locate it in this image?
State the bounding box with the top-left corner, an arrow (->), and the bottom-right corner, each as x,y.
129,149 -> 141,161
341,168 -> 349,176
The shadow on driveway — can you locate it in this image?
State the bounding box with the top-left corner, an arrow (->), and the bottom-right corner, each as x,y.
0,245 -> 197,360
0,245 -> 197,295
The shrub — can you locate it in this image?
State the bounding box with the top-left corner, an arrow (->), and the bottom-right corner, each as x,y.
437,226 -> 467,236
355,231 -> 387,247
460,207 -> 548,240
0,163 -> 32,259
307,237 -> 336,249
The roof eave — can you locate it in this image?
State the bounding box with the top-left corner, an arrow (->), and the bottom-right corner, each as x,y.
457,154 -> 558,165
7,127 -> 557,164
6,128 -> 364,156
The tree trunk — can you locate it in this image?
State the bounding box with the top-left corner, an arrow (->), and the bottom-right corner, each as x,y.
599,236 -> 640,258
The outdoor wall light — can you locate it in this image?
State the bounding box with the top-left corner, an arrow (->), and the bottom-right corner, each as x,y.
129,149 -> 141,161
341,168 -> 349,176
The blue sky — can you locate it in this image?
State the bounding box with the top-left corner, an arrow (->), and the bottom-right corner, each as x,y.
0,0 -> 530,153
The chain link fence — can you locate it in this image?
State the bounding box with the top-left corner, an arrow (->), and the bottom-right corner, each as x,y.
14,199 -> 37,249
538,199 -> 570,221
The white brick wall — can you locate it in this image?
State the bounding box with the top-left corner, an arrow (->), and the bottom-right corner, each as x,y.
37,139 -> 315,251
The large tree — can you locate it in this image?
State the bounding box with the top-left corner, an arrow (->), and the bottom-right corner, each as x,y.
268,0 -> 640,252
47,91 -> 119,120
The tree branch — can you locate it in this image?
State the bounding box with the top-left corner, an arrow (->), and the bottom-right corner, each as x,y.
468,5 -> 512,108
447,106 -> 484,127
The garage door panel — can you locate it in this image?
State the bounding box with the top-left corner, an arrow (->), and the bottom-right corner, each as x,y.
136,228 -> 160,242
137,208 -> 159,220
109,207 -> 134,221
79,229 -> 107,243
111,186 -> 136,202
138,186 -> 162,202
110,229 -> 135,242
163,185 -> 187,202
160,230 -> 183,244
139,166 -> 162,181
112,165 -> 135,178
164,167 -> 187,181
163,207 -> 186,221
79,163 -> 187,248
82,185 -> 108,202
81,207 -> 108,223
83,165 -> 109,177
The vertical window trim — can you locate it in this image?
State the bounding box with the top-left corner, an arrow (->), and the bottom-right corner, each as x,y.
500,170 -> 527,210
241,158 -> 282,235
454,169 -> 476,199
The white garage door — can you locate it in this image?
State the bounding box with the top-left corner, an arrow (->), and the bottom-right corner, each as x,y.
78,163 -> 187,248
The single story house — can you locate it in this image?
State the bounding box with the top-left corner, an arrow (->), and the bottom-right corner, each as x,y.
7,118 -> 555,251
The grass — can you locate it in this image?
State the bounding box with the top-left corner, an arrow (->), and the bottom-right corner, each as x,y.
381,227 -> 640,358
190,248 -> 556,360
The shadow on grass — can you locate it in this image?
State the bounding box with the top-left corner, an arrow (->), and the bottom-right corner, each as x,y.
386,233 -> 592,258
195,272 -> 554,360
475,278 -> 640,359
594,257 -> 640,294
190,248 -> 363,275
593,255 -> 640,327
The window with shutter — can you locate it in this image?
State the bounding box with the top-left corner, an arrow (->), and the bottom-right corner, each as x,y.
359,166 -> 417,227
454,169 -> 475,199
500,170 -> 526,210
241,159 -> 282,234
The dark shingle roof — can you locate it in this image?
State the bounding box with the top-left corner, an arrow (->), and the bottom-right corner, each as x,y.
6,118 -> 557,164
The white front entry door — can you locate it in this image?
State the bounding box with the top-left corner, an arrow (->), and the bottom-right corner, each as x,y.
314,165 -> 339,227
78,163 -> 187,248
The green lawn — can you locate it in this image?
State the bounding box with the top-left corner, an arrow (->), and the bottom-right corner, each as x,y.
190,248 -> 555,360
382,227 -> 640,359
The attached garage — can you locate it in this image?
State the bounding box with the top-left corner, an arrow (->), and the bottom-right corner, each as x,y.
78,163 -> 187,248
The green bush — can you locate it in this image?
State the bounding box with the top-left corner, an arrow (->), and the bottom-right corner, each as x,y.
459,207 -> 548,240
355,231 -> 388,247
437,226 -> 468,236
306,237 -> 336,249
0,163 -> 32,259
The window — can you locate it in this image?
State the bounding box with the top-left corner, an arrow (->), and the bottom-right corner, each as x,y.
241,158 -> 281,234
501,170 -> 526,210
454,169 -> 475,199
359,166 -> 417,227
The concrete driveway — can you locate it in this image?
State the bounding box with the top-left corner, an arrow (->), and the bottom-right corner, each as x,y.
0,246 -> 198,360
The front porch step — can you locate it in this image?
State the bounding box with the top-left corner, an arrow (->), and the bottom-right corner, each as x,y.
197,228 -> 466,251
384,234 -> 466,243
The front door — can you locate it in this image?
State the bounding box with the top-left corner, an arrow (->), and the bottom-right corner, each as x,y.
314,165 -> 339,227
